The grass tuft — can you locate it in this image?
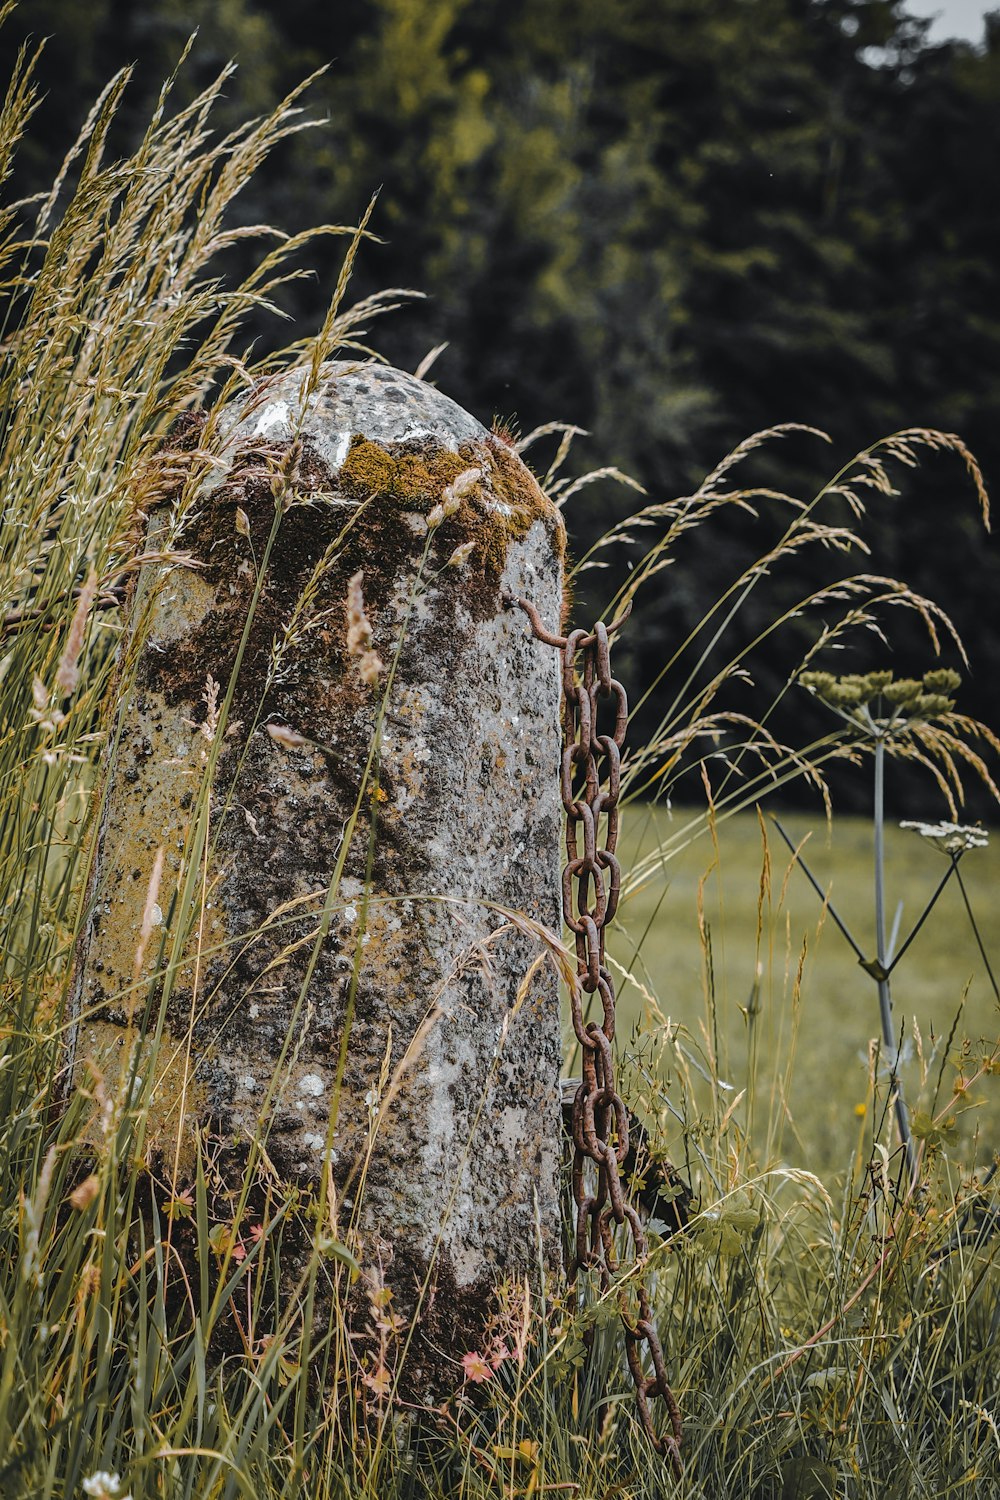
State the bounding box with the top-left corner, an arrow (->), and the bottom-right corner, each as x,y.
1,36 -> 997,1500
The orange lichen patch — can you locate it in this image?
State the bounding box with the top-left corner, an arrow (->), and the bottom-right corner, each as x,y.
481,434 -> 565,559
336,431 -> 564,589
75,685 -> 225,1004
337,435 -> 471,506
138,425 -> 566,718
77,1019 -> 208,1175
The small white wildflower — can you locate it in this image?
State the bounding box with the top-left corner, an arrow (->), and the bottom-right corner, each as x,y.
900,820 -> 989,854
82,1474 -> 129,1500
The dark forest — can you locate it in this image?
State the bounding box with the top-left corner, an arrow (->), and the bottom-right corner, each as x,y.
8,0 -> 1000,813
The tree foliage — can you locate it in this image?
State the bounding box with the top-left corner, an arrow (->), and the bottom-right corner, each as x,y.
7,0 -> 1000,808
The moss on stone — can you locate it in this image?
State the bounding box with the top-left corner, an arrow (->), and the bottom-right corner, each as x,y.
336,431 -> 564,587
338,435 -> 470,506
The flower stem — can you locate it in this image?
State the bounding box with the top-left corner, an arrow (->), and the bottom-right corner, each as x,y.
874,734 -> 917,1185
954,863 -> 1000,1002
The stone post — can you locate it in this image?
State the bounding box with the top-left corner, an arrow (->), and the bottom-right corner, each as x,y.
69,361 -> 566,1394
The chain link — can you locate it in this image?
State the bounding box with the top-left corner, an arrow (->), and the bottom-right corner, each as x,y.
508,593 -> 682,1479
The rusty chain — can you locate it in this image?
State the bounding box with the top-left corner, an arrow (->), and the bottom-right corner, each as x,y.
508,593 -> 683,1479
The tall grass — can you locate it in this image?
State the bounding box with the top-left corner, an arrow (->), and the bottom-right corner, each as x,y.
1,33 -> 998,1500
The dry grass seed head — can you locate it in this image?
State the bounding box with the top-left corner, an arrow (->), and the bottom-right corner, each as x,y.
345,569 -> 384,685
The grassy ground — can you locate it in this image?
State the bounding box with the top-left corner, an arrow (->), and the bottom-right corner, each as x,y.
4,39 -> 999,1497
609,802 -> 1000,1180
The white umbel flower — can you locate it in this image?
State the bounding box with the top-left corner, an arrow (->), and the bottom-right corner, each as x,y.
900,821 -> 989,854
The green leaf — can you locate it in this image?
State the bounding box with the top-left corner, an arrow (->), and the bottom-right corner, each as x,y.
911,1110 -> 959,1148
723,1207 -> 759,1233
780,1456 -> 839,1499
316,1233 -> 360,1275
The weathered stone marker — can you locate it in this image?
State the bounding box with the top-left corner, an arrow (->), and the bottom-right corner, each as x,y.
69,361 -> 566,1391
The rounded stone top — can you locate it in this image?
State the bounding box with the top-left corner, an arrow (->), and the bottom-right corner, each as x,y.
213,361 -> 489,477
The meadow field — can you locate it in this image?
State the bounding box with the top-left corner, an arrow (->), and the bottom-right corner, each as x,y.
611,803 -> 999,1181
3,37 -> 1000,1496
